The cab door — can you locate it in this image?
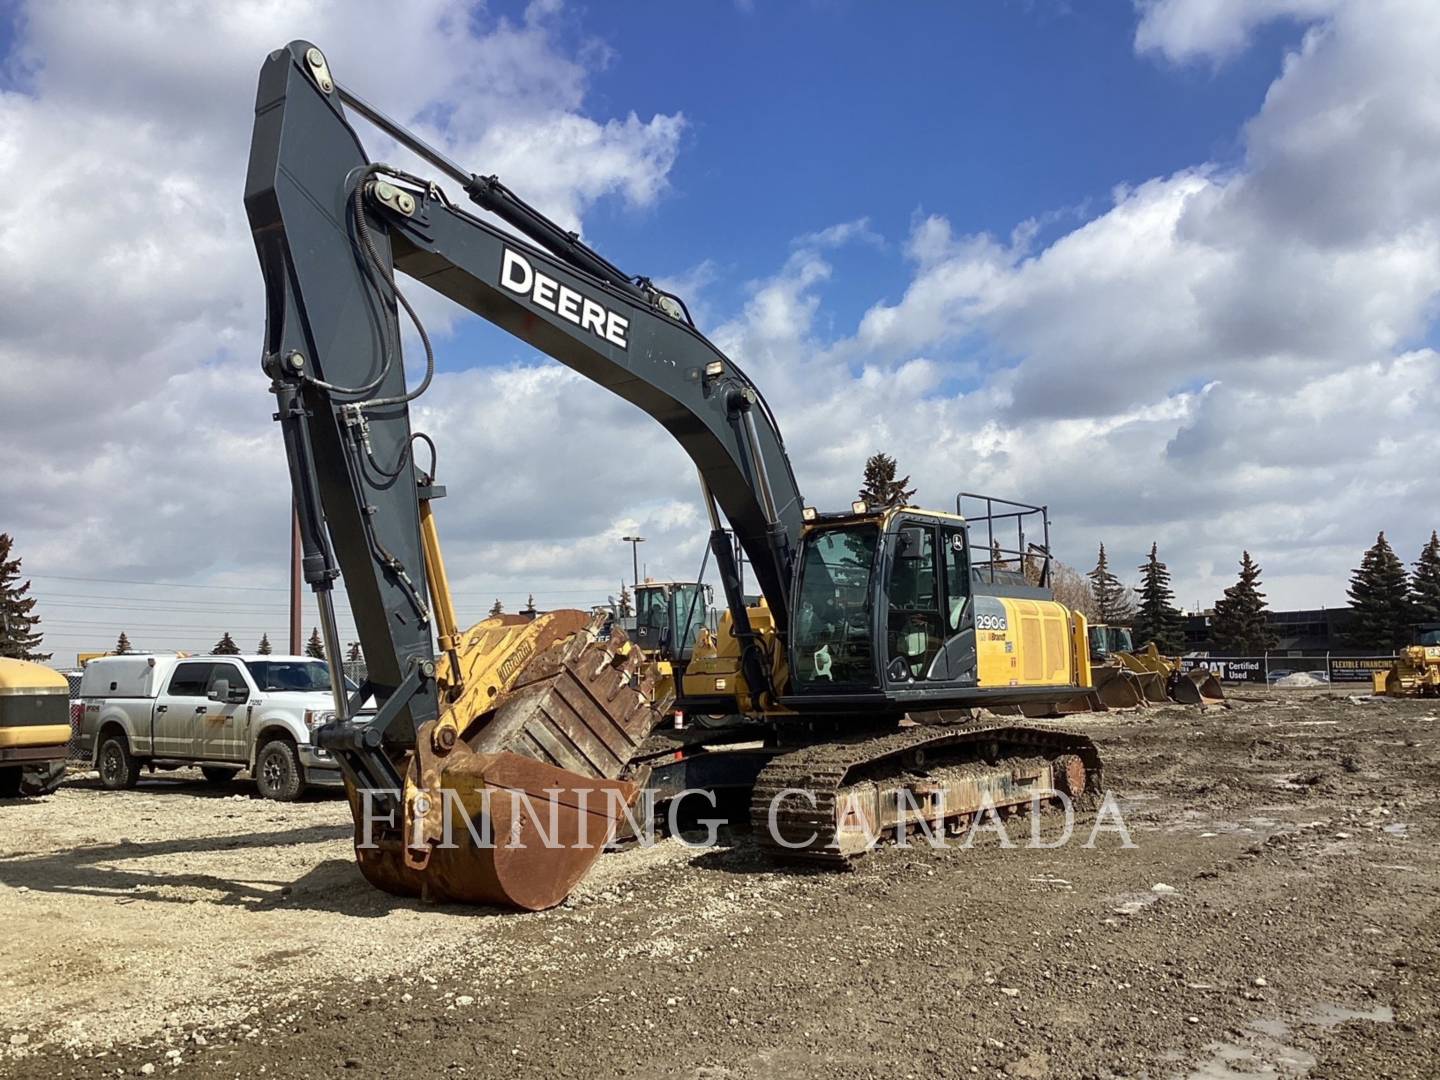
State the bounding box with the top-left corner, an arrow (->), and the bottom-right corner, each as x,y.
153,661 -> 214,758
882,522 -> 946,686
930,525 -> 977,685
198,662 -> 250,762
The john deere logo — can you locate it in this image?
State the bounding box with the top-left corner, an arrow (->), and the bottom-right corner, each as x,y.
500,248 -> 630,350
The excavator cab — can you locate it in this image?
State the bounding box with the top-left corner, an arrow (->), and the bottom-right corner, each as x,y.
787,497 -> 1090,709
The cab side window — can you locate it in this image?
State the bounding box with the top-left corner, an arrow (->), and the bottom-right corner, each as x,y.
942,528 -> 970,630
166,662 -> 214,698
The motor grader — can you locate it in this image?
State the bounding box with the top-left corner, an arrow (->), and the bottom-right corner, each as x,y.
245,41 -> 1105,910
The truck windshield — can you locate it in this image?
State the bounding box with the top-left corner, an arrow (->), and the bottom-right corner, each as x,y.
244,661 -> 334,693
792,526 -> 878,690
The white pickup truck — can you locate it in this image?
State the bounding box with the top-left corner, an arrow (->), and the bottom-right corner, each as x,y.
75,653 -> 344,800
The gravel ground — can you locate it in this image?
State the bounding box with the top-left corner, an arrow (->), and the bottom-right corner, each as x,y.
1,689 -> 1436,1079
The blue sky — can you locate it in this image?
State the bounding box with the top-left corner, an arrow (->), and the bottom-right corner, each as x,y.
435,1 -> 1304,371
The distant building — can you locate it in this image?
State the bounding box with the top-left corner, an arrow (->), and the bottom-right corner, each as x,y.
1183,607 -> 1357,655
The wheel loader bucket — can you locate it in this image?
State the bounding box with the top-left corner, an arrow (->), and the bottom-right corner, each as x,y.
1123,665 -> 1170,705
1090,663 -> 1145,710
344,620 -> 663,911
1169,667 -> 1225,707
1116,648 -> 1173,704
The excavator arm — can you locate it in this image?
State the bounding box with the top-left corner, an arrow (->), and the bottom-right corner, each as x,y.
244,41 -> 805,906
246,41 -> 802,718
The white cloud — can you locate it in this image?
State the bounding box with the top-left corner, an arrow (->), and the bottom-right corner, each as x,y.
0,0 -> 687,655
797,0 -> 1440,610
1134,0 -> 1344,63
7,0 -> 1440,659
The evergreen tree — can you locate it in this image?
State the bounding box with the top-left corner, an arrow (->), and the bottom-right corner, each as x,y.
1087,543 -> 1134,625
212,632 -> 240,655
1411,531 -> 1440,625
1210,551 -> 1276,654
256,633 -> 273,655
114,631 -> 133,655
305,627 -> 325,659
1346,532 -> 1412,650
619,585 -> 633,619
521,592 -> 538,618
1132,543 -> 1185,653
488,597 -> 505,617
858,453 -> 916,509
0,533 -> 49,661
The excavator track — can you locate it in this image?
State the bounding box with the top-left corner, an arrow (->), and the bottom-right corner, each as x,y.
750,722 -> 1103,865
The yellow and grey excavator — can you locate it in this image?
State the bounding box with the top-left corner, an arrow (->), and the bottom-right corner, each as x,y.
245,41 -> 1104,910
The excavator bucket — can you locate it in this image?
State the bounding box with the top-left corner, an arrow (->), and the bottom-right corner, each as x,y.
345,620 -> 663,911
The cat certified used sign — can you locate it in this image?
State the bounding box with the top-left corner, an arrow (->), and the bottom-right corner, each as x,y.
500,248 -> 630,350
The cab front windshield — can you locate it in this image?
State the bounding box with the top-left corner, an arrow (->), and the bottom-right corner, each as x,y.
244,660 -> 335,693
792,526 -> 878,689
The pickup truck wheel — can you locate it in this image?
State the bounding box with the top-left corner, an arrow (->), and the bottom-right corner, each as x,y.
200,766 -> 239,785
255,738 -> 303,802
0,767 -> 22,799
98,734 -> 141,790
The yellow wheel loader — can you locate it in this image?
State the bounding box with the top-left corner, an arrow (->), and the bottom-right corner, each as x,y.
0,657 -> 70,798
1087,625 -> 1224,709
244,42 -> 1105,910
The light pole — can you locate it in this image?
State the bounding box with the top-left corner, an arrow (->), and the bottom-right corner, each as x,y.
621,535 -> 646,594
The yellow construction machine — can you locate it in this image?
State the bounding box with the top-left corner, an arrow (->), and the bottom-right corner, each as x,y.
1087,624 -> 1224,709
630,579 -> 711,713
0,656 -> 70,798
245,42 -> 1105,910
1374,625 -> 1440,696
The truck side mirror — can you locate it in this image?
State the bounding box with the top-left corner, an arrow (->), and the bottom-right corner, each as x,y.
209,679 -> 249,704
